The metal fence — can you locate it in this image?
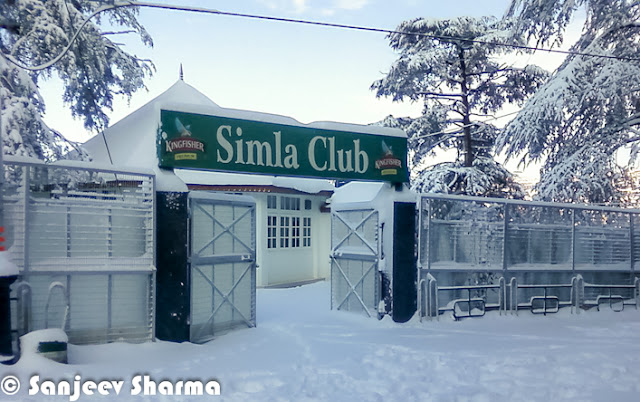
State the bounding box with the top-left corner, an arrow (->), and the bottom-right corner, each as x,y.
418,194 -> 640,320
5,157 -> 156,345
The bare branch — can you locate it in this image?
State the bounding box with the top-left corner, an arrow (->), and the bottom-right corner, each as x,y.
101,30 -> 136,36
417,91 -> 463,98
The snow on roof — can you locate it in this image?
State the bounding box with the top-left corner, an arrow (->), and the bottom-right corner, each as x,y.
330,181 -> 416,214
83,81 -> 209,192
176,169 -> 334,195
331,181 -> 385,204
84,80 -> 403,192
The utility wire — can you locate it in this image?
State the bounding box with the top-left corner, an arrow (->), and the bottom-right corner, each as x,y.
122,1 -> 640,63
4,0 -> 640,71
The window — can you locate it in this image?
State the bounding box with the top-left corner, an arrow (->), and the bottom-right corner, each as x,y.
266,196 -> 311,250
280,196 -> 300,211
280,216 -> 290,248
303,217 -> 311,247
267,195 -> 277,209
267,216 -> 277,249
291,217 -> 300,248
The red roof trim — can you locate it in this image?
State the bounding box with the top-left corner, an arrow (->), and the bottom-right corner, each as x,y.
186,184 -> 333,197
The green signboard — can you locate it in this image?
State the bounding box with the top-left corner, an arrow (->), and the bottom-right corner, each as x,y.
158,110 -> 408,182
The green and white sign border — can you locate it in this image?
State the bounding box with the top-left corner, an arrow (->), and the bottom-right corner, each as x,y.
158,109 -> 408,183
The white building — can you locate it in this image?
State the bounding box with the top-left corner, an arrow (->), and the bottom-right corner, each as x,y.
176,170 -> 333,287
83,79 -> 335,287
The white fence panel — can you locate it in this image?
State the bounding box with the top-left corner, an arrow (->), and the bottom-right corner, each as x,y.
5,159 -> 156,345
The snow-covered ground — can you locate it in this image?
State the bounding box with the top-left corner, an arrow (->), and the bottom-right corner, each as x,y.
4,281 -> 640,401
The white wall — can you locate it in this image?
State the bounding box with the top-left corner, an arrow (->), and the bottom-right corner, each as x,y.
252,192 -> 331,287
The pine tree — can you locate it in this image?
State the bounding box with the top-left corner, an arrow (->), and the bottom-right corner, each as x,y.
497,0 -> 640,204
0,0 -> 153,161
372,16 -> 547,197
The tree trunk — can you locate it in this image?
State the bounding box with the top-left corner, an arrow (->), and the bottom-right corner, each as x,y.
458,47 -> 473,168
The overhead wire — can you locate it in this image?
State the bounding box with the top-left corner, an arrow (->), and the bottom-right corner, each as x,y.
122,1 -> 640,63
4,0 -> 640,71
3,0 -> 636,150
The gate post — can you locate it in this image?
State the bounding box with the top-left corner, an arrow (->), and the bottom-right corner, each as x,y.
392,200 -> 417,322
331,182 -> 417,322
0,252 -> 18,359
156,191 -> 190,342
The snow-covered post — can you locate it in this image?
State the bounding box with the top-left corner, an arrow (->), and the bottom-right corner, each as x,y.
392,188 -> 418,322
331,182 -> 417,322
154,171 -> 190,342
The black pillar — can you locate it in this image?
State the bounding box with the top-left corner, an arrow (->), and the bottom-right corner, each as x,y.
0,276 -> 17,356
155,191 -> 190,342
392,202 -> 417,323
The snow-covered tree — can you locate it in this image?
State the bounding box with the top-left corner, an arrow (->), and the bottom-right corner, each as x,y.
0,0 -> 153,161
372,16 -> 547,197
497,0 -> 640,204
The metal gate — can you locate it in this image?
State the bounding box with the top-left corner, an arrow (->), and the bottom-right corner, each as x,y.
188,192 -> 256,343
331,208 -> 380,317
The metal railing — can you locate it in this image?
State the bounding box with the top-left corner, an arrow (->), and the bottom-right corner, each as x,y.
419,276 -> 507,320
419,274 -> 640,320
583,279 -> 640,312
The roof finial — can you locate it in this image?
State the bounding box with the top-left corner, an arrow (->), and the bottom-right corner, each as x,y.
179,63 -> 184,81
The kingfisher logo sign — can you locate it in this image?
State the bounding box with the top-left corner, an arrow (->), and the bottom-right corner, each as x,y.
158,110 -> 408,183
375,141 -> 403,176
163,118 -> 205,161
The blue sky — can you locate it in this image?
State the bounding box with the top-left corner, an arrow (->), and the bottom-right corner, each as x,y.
40,0 -> 515,143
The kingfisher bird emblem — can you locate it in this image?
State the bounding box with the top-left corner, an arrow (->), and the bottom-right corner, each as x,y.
375,140 -> 402,176
175,117 -> 192,137
382,140 -> 394,156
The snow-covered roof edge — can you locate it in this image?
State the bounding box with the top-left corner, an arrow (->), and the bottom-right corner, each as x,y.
104,80 -> 405,139
176,169 -> 335,195
160,101 -> 406,138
